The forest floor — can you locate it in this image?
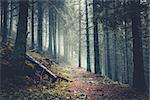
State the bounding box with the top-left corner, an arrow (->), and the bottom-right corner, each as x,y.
0,44 -> 149,100
67,66 -> 149,100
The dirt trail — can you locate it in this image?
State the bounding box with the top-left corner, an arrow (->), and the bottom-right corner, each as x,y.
66,66 -> 148,100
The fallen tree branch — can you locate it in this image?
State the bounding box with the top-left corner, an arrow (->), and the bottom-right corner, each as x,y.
26,54 -> 72,82
26,54 -> 57,82
57,75 -> 73,82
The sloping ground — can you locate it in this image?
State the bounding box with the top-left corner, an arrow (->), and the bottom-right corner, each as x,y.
0,47 -> 71,99
0,46 -> 149,100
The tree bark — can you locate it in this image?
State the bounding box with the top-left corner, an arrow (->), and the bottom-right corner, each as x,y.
103,0 -> 111,78
78,0 -> 81,67
53,11 -> 57,59
113,30 -> 118,81
37,1 -> 43,51
131,1 -> 146,90
31,0 -> 34,49
85,0 -> 91,72
9,0 -> 13,36
64,29 -> 68,62
13,0 -> 28,73
1,0 -> 8,44
57,14 -> 60,59
0,0 -> 3,34
48,7 -> 52,55
93,0 -> 101,75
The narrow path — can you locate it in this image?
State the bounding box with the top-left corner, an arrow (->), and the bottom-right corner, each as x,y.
65,65 -> 148,100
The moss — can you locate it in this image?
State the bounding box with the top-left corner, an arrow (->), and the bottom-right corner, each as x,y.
27,51 -> 48,62
25,83 -> 69,99
49,65 -> 72,81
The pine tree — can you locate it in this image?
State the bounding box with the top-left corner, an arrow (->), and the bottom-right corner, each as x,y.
93,0 -> 101,75
130,1 -> 146,90
37,1 -> 43,51
1,0 -> 8,44
13,0 -> 29,73
85,0 -> 91,72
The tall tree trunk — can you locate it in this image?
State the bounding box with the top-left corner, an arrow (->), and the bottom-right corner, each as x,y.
112,1 -> 118,81
68,30 -> 71,59
93,0 -> 101,74
45,11 -> 48,47
1,0 -> 8,44
85,0 -> 91,72
124,20 -> 129,83
37,1 -> 43,51
31,0 -> 34,49
123,0 -> 129,83
9,0 -> 13,36
64,29 -> 68,61
131,1 -> 146,90
103,0 -> 111,78
113,30 -> 118,81
53,11 -> 57,59
0,0 -> 3,34
144,1 -> 150,88
78,0 -> 81,67
57,14 -> 60,59
13,0 -> 28,73
48,7 -> 52,55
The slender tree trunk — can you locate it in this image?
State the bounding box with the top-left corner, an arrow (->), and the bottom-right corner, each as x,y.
78,0 -> 81,67
13,0 -> 28,73
53,11 -> 57,59
131,1 -> 146,90
103,1 -> 111,78
1,0 -> 3,34
9,0 -> 13,36
37,1 -> 43,51
111,0 -> 118,81
45,12 -> 48,47
144,1 -> 150,88
58,15 -> 60,59
85,0 -> 91,72
93,0 -> 101,74
124,20 -> 129,83
64,29 -> 68,61
31,0 -> 34,49
1,0 -> 8,44
48,7 -> 52,55
68,30 -> 71,59
123,0 -> 129,83
113,30 -> 118,81
71,45 -> 74,59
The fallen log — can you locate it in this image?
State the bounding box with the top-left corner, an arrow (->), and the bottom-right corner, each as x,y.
57,75 -> 73,82
26,54 -> 57,82
28,48 -> 37,52
26,54 -> 72,82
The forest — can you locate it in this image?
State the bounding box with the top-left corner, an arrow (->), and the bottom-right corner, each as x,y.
0,0 -> 149,99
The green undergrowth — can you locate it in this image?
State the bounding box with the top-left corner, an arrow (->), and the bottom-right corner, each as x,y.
1,50 -> 72,99
0,81 -> 70,100
49,64 -> 72,81
27,51 -> 45,60
27,51 -> 72,81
